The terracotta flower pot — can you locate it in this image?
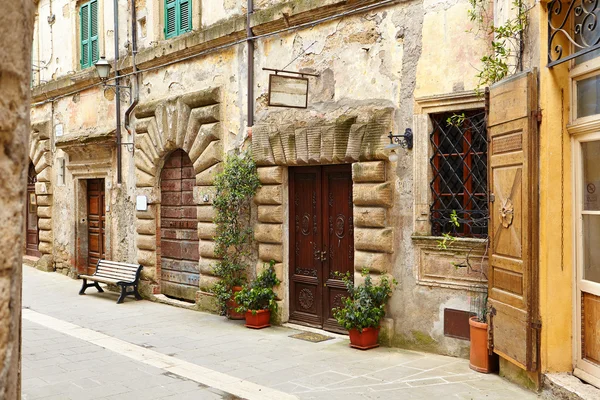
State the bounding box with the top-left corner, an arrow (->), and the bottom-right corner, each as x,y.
348,327 -> 380,350
245,309 -> 271,329
226,286 -> 245,320
469,316 -> 497,373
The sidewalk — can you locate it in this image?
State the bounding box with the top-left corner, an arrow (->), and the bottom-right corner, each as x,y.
22,266 -> 540,399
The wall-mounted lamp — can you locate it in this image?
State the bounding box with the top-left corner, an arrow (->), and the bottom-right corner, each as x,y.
94,57 -> 131,92
385,128 -> 413,162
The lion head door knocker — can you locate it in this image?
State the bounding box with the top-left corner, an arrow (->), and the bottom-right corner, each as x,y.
499,198 -> 514,228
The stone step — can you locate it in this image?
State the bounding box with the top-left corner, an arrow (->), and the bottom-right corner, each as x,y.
543,373 -> 600,400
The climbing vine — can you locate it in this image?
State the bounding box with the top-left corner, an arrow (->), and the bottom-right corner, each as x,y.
467,0 -> 530,91
210,152 -> 261,315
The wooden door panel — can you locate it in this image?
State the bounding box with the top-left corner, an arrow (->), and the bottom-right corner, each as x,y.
322,165 -> 353,333
26,163 -> 41,257
160,149 -> 199,302
87,179 -> 105,274
289,167 -> 322,326
488,70 -> 539,372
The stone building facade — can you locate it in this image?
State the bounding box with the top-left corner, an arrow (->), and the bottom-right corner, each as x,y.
29,0 -> 501,361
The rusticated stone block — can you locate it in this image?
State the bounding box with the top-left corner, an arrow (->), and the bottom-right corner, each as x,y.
353,182 -> 393,208
258,205 -> 283,223
193,140 -> 222,174
137,204 -> 157,220
136,219 -> 156,236
258,243 -> 283,262
37,167 -> 52,183
255,223 -> 283,244
141,267 -> 157,283
199,240 -> 217,258
320,125 -> 335,163
345,124 -> 367,162
196,162 -> 222,186
38,230 -> 52,243
354,272 -> 395,288
35,181 -> 52,195
137,235 -> 156,251
138,249 -> 157,267
307,126 -> 322,163
252,124 -> 275,166
136,168 -> 156,188
354,228 -> 394,253
332,117 -> 356,163
199,258 -> 218,276
354,207 -> 386,228
137,187 -> 160,204
355,251 -> 392,274
36,195 -> 52,206
37,206 -> 52,218
38,241 -> 53,255
193,186 -> 216,205
38,218 -> 52,231
197,222 -> 217,239
280,125 -> 296,164
269,126 -> 286,165
258,166 -> 284,184
254,185 -> 282,205
295,127 -> 308,164
197,205 -> 215,222
199,275 -> 220,291
352,161 -> 386,183
256,261 -> 284,283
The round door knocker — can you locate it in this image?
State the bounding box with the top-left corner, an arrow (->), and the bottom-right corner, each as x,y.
499,198 -> 514,228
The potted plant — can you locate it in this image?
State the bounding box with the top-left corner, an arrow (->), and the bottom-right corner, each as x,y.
234,261 -> 280,329
438,210 -> 496,373
332,270 -> 395,350
210,152 -> 261,318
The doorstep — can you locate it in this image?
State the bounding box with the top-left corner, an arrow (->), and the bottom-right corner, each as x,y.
282,322 -> 348,339
543,373 -> 600,400
22,255 -> 39,267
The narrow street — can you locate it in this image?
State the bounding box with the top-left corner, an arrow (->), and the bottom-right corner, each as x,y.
21,266 -> 539,400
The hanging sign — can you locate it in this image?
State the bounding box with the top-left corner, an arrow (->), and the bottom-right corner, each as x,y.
268,74 -> 309,109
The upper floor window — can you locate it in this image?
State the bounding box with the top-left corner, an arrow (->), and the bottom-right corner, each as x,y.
165,0 -> 192,39
80,0 -> 99,69
429,111 -> 488,238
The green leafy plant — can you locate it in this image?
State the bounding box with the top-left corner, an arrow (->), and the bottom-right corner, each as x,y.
234,261 -> 281,315
467,0 -> 530,92
332,269 -> 396,333
211,152 -> 261,314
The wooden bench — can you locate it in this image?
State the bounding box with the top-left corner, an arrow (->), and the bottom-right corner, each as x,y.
79,260 -> 143,304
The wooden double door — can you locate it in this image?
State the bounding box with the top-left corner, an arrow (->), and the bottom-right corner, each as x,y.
289,165 -> 354,333
87,179 -> 106,274
25,163 -> 40,257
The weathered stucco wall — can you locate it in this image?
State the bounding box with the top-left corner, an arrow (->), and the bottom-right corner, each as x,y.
0,0 -> 36,397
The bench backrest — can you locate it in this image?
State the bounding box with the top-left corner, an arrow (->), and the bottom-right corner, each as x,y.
95,260 -> 142,283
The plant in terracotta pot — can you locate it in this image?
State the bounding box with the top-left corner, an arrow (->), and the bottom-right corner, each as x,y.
210,152 -> 260,318
332,270 -> 395,350
234,261 -> 280,329
437,210 -> 496,373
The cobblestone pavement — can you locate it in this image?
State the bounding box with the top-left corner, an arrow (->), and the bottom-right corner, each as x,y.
22,266 -> 541,400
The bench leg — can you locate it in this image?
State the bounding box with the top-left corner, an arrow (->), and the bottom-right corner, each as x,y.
117,285 -> 129,304
79,279 -> 105,295
79,279 -> 88,295
133,285 -> 142,300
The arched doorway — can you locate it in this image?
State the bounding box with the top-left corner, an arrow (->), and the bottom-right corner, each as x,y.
26,163 -> 41,257
160,149 -> 199,302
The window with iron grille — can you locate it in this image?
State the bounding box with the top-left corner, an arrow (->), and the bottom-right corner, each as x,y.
430,110 -> 488,238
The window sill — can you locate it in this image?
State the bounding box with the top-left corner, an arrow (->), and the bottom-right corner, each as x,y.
411,235 -> 488,292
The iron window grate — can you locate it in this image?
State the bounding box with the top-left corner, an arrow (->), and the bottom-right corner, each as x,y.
430,111 -> 488,238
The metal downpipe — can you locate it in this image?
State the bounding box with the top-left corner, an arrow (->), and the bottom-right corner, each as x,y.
124,0 -> 139,139
114,0 -> 122,184
247,0 -> 254,128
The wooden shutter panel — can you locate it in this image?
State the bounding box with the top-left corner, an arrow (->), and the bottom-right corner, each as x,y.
80,3 -> 90,68
179,0 -> 191,33
90,0 -> 99,64
165,0 -> 177,38
487,69 -> 540,372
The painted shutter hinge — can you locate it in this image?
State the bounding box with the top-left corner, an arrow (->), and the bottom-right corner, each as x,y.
531,320 -> 542,330
532,108 -> 543,123
489,193 -> 495,203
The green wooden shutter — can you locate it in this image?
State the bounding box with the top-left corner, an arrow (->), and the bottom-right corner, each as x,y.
80,3 -> 90,68
90,0 -> 99,64
179,0 -> 191,33
165,0 -> 177,38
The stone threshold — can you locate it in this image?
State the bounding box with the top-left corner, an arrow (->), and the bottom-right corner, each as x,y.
282,322 -> 347,340
543,373 -> 600,400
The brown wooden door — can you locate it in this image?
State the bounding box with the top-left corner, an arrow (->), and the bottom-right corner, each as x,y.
289,165 -> 353,333
26,163 -> 41,257
160,149 -> 199,302
87,179 -> 106,274
487,70 -> 539,372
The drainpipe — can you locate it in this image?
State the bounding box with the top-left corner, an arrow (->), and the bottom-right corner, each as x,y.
114,0 -> 122,184
247,0 -> 254,128
124,0 -> 139,139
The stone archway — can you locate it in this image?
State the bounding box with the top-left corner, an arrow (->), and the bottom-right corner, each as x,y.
133,88 -> 223,303
28,121 -> 54,270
